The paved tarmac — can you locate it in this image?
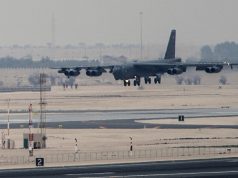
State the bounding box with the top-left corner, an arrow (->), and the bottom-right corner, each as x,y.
0,107 -> 237,124
1,107 -> 238,129
1,157 -> 238,177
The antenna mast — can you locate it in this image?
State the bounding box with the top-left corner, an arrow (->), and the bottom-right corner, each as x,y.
51,13 -> 55,48
39,73 -> 47,137
7,99 -> 10,136
139,11 -> 143,60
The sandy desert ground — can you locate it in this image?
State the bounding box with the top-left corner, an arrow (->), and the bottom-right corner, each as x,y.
2,127 -> 238,155
0,84 -> 237,112
0,75 -> 237,168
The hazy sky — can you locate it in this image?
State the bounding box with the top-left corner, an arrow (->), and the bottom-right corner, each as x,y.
0,0 -> 237,46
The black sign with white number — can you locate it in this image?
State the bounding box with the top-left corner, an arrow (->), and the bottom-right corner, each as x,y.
36,158 -> 44,167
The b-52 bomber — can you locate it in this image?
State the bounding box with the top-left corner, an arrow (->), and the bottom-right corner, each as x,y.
55,30 -> 235,86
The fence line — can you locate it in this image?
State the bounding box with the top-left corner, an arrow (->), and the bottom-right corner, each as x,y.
0,146 -> 237,166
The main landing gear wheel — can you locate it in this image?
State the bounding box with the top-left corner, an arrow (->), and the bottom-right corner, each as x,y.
154,77 -> 161,84
145,78 -> 151,84
133,80 -> 140,86
123,80 -> 131,86
154,78 -> 157,84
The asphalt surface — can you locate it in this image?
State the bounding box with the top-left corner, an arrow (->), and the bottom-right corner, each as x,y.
0,107 -> 238,129
1,107 -> 238,123
1,157 -> 238,177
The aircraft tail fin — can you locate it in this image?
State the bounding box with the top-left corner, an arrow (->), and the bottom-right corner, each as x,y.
164,29 -> 176,59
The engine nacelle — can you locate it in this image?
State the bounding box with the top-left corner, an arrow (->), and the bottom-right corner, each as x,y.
205,66 -> 223,73
167,68 -> 183,75
86,69 -> 103,77
63,69 -> 80,77
58,69 -> 65,73
58,69 -> 65,74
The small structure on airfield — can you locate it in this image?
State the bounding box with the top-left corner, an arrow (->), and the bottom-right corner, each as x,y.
23,133 -> 46,149
23,73 -> 48,150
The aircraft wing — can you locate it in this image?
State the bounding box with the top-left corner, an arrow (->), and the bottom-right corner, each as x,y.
133,61 -> 238,69
51,65 -> 114,78
133,61 -> 238,74
51,65 -> 114,70
180,61 -> 237,68
133,61 -> 233,67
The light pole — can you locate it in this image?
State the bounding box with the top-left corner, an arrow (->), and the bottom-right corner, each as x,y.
75,138 -> 78,153
7,99 -> 10,136
28,103 -> 33,156
129,136 -> 133,156
139,12 -> 143,60
74,138 -> 79,160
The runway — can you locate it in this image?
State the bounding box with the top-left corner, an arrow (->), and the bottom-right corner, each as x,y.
0,107 -> 238,129
1,107 -> 238,129
1,157 -> 238,177
0,107 -> 238,123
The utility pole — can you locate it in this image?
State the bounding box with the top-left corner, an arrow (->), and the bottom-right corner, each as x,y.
51,13 -> 55,48
139,11 -> 143,60
39,74 -> 47,136
7,99 -> 10,136
1,131 -> 5,149
74,138 -> 79,160
28,103 -> 33,156
29,104 -> 33,133
129,136 -> 133,156
75,138 -> 79,153
39,73 -> 47,148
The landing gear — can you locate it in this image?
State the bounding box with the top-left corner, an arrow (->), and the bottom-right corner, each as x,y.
154,75 -> 161,84
154,78 -> 158,84
123,80 -> 131,86
133,76 -> 141,86
123,77 -> 142,87
133,80 -> 140,86
144,77 -> 151,84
